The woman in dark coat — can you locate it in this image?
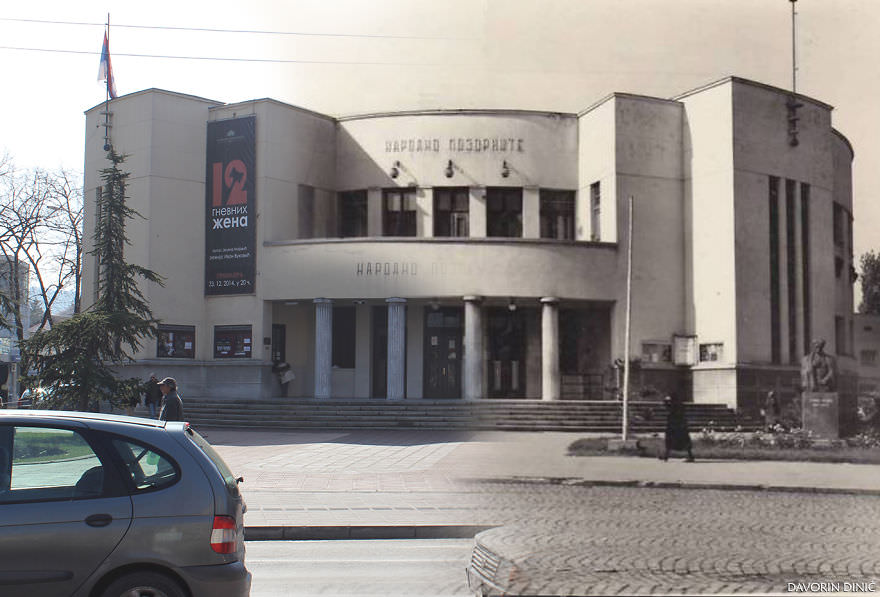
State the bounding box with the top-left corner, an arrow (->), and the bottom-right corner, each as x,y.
660,394 -> 694,462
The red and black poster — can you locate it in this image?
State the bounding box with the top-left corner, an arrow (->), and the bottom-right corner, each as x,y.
205,116 -> 256,295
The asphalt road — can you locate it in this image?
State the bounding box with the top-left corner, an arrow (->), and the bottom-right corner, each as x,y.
246,539 -> 473,596
471,481 -> 880,596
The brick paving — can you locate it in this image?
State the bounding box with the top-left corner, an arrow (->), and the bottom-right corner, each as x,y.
471,483 -> 880,595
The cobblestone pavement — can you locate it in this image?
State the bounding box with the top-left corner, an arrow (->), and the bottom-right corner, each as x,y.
471,482 -> 880,596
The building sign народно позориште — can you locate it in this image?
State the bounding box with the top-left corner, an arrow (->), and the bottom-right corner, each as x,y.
205,116 -> 256,295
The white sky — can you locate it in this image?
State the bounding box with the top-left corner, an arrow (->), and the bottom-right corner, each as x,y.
1,0 -> 877,260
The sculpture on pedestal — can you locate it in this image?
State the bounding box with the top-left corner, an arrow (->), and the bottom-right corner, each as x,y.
800,339 -> 835,392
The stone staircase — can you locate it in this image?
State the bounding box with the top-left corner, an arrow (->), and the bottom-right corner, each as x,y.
183,398 -> 758,433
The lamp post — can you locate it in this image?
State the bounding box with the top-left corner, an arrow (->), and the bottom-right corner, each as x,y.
622,195 -> 634,441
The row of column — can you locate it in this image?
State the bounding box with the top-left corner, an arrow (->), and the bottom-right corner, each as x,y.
313,296 -> 561,400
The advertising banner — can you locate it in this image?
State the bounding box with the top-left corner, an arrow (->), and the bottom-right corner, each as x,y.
205,116 -> 256,295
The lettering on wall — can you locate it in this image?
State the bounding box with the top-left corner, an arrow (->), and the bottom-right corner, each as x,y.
384,137 -> 525,153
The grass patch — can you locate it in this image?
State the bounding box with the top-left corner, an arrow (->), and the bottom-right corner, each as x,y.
568,435 -> 880,465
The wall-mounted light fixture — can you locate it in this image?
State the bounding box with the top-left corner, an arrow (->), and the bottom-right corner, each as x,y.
429,299 -> 440,311
501,160 -> 510,178
353,299 -> 366,305
444,160 -> 454,178
507,298 -> 517,312
390,161 -> 400,179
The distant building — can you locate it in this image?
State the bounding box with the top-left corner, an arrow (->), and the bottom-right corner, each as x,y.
81,76 -> 857,419
855,313 -> 880,397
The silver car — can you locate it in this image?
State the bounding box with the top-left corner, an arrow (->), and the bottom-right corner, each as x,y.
0,411 -> 251,597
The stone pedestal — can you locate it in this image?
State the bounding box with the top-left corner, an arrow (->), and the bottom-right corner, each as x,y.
801,392 -> 839,439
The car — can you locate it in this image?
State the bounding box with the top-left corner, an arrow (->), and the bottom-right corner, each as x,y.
0,410 -> 251,597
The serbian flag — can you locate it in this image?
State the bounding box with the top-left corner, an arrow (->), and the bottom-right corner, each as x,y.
98,31 -> 117,99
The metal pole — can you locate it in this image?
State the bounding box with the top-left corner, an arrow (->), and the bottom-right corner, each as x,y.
790,0 -> 797,95
622,195 -> 633,441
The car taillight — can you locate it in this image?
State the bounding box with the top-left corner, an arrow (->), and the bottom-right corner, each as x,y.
210,515 -> 237,554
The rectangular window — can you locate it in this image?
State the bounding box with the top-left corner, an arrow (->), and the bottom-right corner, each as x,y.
835,256 -> 844,279
769,176 -> 781,364
590,182 -> 601,241
214,325 -> 252,359
699,343 -> 723,363
861,350 -> 878,367
834,316 -> 845,357
540,190 -> 575,240
642,342 -> 672,364
486,188 -> 522,238
383,189 -> 417,236
332,307 -> 356,368
433,188 -> 469,237
157,324 -> 195,359
339,190 -> 368,238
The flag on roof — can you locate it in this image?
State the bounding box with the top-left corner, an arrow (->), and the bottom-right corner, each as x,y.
97,30 -> 117,99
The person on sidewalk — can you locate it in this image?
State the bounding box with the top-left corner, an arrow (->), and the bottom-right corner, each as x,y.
660,394 -> 694,462
761,390 -> 782,431
144,373 -> 163,419
158,377 -> 184,422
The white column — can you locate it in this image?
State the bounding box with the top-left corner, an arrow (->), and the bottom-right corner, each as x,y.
314,298 -> 333,399
541,297 -> 560,401
463,296 -> 484,400
778,191 -> 790,365
386,298 -> 407,400
469,187 -> 487,237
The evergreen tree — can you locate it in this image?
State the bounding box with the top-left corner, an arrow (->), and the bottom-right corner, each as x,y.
22,150 -> 163,411
859,251 -> 880,315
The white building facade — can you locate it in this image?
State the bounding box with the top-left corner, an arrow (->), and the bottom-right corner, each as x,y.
82,77 -> 857,419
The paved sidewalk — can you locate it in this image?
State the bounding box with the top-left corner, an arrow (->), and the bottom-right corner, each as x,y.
204,427 -> 880,539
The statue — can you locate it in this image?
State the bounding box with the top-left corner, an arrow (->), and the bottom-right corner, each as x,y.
800,339 -> 835,392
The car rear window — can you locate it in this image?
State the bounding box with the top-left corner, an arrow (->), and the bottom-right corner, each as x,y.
186,427 -> 238,491
111,439 -> 179,492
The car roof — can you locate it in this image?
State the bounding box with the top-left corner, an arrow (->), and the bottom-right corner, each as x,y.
0,410 -> 169,429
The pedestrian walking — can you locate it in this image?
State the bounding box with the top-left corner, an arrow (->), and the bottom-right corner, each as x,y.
158,377 -> 184,422
660,393 -> 694,462
761,390 -> 781,431
144,373 -> 163,419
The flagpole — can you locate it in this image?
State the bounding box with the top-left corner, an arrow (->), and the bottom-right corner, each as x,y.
103,13 -> 111,152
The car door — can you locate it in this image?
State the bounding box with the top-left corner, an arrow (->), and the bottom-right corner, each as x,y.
0,423 -> 133,597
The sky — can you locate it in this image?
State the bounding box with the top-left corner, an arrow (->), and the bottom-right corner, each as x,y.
1,0 -> 877,263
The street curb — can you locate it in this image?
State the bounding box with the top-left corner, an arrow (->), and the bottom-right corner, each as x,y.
470,476 -> 880,497
244,524 -> 495,541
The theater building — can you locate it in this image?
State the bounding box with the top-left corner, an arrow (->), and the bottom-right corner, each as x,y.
81,76 -> 857,415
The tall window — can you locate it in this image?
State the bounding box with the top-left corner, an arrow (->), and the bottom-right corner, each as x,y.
383,189 -> 417,236
769,176 -> 781,364
786,179 -> 797,364
486,188 -> 522,238
339,190 -> 368,237
590,182 -> 601,241
832,203 -> 845,247
434,188 -> 469,237
214,325 -> 252,359
801,183 -> 811,354
539,190 -> 575,240
332,307 -> 356,368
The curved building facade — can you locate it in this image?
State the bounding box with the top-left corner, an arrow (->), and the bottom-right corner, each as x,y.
82,76 -> 857,416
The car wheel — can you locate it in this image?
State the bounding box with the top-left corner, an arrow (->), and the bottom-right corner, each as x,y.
101,571 -> 186,597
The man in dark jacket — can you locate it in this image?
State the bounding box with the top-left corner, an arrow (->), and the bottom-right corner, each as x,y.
660,394 -> 694,462
144,373 -> 163,419
158,377 -> 184,422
